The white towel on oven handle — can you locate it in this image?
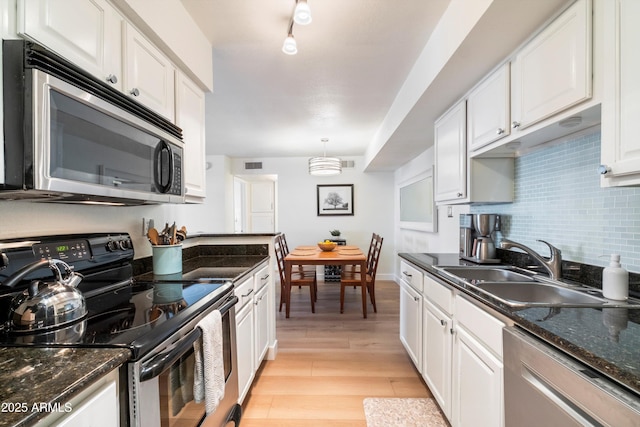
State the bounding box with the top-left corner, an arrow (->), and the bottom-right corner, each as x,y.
193,309 -> 225,415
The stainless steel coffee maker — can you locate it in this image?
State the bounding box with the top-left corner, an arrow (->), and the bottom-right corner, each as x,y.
460,214 -> 501,263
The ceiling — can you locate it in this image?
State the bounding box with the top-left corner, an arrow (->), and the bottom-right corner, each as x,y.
181,0 -> 569,171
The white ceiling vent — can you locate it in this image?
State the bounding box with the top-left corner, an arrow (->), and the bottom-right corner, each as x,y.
244,161 -> 263,170
341,160 -> 355,168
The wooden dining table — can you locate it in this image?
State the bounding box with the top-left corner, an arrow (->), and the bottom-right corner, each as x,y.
284,245 -> 368,318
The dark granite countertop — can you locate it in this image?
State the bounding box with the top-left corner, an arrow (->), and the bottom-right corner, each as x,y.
399,252 -> 640,397
0,347 -> 130,427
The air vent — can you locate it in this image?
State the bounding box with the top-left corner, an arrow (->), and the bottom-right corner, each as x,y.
244,161 -> 263,170
341,160 -> 355,168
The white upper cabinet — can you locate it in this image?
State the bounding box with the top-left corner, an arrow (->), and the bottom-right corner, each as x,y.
434,100 -> 467,203
511,0 -> 592,131
176,71 -> 206,201
467,63 -> 511,152
18,0 -> 123,90
123,23 -> 175,121
601,0 -> 640,187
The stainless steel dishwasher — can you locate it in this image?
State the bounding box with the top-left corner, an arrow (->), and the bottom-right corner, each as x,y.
503,327 -> 640,427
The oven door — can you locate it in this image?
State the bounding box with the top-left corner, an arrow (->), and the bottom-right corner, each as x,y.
131,294 -> 240,427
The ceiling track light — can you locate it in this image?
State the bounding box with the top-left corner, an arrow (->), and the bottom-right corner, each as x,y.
282,20 -> 298,55
294,0 -> 312,26
282,0 -> 311,55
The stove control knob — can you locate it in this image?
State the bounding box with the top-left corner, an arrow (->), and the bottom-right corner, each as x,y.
118,239 -> 131,250
106,240 -> 119,252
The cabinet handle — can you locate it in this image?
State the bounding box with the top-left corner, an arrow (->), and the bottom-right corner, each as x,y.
496,127 -> 505,135
402,271 -> 412,278
413,296 -> 420,302
241,288 -> 254,298
260,274 -> 269,281
106,74 -> 118,84
450,327 -> 455,335
598,165 -> 611,175
440,319 -> 447,327
457,192 -> 463,198
130,88 -> 140,97
511,121 -> 521,129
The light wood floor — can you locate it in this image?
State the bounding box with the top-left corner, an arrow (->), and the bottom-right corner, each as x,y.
240,279 -> 432,426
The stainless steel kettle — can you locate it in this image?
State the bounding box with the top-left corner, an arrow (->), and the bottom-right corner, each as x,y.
3,259 -> 87,331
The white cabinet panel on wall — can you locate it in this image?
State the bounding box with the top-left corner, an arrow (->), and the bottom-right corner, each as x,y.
467,63 -> 511,152
511,0 -> 592,131
123,22 -> 175,120
176,71 -> 206,201
601,0 -> 640,187
234,276 -> 255,404
18,0 -> 123,90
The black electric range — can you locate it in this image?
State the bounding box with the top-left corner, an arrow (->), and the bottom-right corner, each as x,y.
0,233 -> 233,360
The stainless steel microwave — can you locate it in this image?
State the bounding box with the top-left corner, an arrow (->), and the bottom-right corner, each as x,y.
1,40 -> 184,205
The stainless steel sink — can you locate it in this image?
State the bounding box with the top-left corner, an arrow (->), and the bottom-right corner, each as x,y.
474,281 -> 608,307
440,266 -> 536,283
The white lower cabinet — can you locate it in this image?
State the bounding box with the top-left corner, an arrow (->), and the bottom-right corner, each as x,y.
422,297 -> 452,419
235,276 -> 255,404
399,279 -> 422,372
253,266 -> 270,366
235,262 -> 271,404
35,368 -> 120,426
400,258 -> 509,427
452,325 -> 503,427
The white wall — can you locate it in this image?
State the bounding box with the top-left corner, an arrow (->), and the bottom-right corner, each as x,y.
231,156 -> 396,279
0,154 -> 232,259
394,147 -> 469,274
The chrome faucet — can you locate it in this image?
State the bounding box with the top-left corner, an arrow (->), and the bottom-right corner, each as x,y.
499,239 -> 562,280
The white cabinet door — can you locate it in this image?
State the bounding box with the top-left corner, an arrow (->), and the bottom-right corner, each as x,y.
254,284 -> 269,366
422,298 -> 452,420
123,23 -> 175,120
601,0 -> 640,186
176,71 -> 206,201
19,0 -> 123,90
235,301 -> 254,404
467,63 -> 510,151
434,100 -> 466,203
511,0 -> 591,131
399,279 -> 422,372
452,326 -> 503,427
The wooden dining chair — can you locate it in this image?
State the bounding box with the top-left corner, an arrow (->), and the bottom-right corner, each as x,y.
274,234 -> 317,313
340,234 -> 383,314
343,232 -> 377,275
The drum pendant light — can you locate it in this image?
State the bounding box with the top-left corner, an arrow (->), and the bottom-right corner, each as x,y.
309,139 -> 342,176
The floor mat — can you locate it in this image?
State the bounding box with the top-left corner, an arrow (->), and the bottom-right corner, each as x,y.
363,397 -> 448,427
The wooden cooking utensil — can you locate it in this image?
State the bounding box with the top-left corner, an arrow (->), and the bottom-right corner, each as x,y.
147,228 -> 159,245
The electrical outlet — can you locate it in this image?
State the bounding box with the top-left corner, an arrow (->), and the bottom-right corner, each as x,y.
142,218 -> 149,236
447,206 -> 453,218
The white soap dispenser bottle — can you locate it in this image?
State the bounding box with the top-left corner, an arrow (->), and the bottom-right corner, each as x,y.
602,254 -> 629,301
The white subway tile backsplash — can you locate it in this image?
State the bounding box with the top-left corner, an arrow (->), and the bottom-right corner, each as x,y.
471,130 -> 640,273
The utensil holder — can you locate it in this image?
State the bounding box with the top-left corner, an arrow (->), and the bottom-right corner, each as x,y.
152,244 -> 183,275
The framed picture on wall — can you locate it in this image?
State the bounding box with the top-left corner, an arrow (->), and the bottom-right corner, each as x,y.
317,184 -> 354,216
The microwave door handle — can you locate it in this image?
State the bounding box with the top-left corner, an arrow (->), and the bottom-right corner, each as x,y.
154,140 -> 173,193
139,327 -> 202,382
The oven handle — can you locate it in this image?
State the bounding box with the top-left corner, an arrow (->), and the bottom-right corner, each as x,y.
139,328 -> 202,382
139,294 -> 238,382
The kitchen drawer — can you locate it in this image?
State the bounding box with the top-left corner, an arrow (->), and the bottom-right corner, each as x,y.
254,264 -> 270,292
424,274 -> 453,316
234,276 -> 254,311
400,260 -> 424,293
455,295 -> 505,358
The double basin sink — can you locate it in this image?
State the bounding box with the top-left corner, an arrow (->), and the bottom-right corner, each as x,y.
437,265 -> 638,309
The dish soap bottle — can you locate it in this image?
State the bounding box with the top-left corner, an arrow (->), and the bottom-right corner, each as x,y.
602,254 -> 628,301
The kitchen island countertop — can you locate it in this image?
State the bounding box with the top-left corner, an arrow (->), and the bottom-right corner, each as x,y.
399,252 -> 640,397
0,347 -> 130,427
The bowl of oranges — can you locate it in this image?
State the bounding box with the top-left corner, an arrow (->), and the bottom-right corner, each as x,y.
318,240 -> 337,252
